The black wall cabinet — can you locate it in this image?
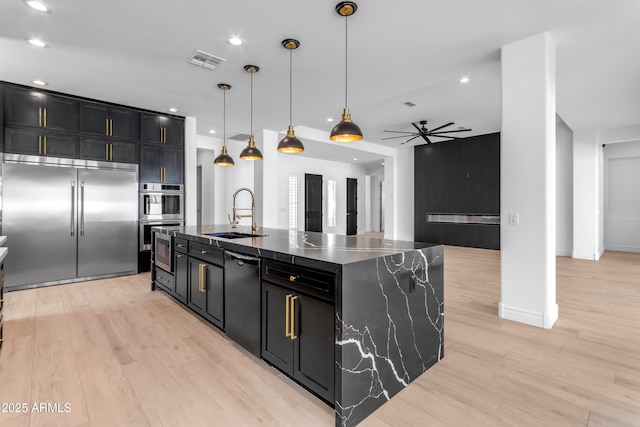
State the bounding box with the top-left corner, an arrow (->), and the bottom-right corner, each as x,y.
79,101 -> 139,141
414,133 -> 500,249
140,144 -> 183,184
140,113 -> 183,146
4,85 -> 78,132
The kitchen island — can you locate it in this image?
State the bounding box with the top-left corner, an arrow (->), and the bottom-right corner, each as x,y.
151,225 -> 444,427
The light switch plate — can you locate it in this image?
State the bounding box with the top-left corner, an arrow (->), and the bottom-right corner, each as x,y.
509,213 -> 519,225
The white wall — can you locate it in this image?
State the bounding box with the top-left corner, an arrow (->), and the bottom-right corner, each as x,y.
184,117 -> 198,226
369,175 -> 384,233
500,33 -> 557,329
603,140 -> 640,252
393,147 -> 414,241
556,115 -> 573,256
196,148 -> 216,225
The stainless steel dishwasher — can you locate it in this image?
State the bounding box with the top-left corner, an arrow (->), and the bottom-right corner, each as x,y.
224,250 -> 261,357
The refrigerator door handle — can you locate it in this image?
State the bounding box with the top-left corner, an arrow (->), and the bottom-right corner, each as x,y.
80,181 -> 85,236
71,181 -> 76,236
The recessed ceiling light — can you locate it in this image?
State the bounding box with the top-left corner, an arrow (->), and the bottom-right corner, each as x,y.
227,36 -> 242,46
353,158 -> 358,161
381,162 -> 385,165
327,118 -> 334,122
168,107 -> 178,113
459,76 -> 470,84
32,79 -> 48,86
209,129 -> 216,134
23,0 -> 50,12
27,38 -> 48,48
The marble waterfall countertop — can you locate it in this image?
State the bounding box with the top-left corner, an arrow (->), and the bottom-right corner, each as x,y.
153,224 -> 438,267
0,235 -> 7,247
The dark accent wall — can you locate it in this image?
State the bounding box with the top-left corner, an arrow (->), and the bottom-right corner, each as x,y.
414,132 -> 500,249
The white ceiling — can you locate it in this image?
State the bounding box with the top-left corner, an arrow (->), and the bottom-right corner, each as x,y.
2,0 -> 639,162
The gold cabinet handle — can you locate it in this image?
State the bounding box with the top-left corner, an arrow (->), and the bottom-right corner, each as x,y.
39,135 -> 42,155
110,119 -> 113,136
44,135 -> 47,155
0,298 -> 5,303
105,144 -> 109,160
177,244 -> 185,248
176,254 -> 183,258
285,294 -> 292,338
106,118 -> 109,135
199,263 -> 206,292
44,108 -> 47,127
110,143 -> 113,160
289,275 -> 298,282
160,127 -> 163,143
290,296 -> 298,340
201,249 -> 207,254
39,107 -> 42,127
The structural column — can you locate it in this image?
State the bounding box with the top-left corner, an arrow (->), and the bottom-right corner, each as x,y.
500,33 -> 558,329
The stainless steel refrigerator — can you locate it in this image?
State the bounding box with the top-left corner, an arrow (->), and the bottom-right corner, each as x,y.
1,154 -> 138,290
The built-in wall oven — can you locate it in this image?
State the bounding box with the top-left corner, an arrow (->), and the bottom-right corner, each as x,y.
140,183 -> 184,221
139,183 -> 184,272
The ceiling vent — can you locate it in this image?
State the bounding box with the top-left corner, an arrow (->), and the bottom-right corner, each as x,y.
230,133 -> 251,141
403,101 -> 416,107
188,50 -> 226,70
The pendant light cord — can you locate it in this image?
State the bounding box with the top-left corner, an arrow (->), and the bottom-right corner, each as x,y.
250,71 -> 254,137
344,14 -> 348,108
223,88 -> 226,148
289,48 -> 293,126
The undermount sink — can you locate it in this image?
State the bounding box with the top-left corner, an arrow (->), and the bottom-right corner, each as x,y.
205,231 -> 266,239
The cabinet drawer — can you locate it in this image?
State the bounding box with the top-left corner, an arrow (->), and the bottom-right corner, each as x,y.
174,237 -> 188,254
189,242 -> 223,266
155,267 -> 174,293
262,259 -> 335,303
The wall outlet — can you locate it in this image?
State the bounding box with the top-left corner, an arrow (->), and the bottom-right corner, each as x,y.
509,213 -> 519,225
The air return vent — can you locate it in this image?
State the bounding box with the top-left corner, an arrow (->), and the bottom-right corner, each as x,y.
403,101 -> 416,107
229,133 -> 251,141
188,50 -> 226,70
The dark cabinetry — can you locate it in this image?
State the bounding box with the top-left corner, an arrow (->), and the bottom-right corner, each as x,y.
79,102 -> 139,140
140,113 -> 183,146
4,126 -> 78,158
173,238 -> 188,304
4,85 -> 78,131
261,260 -> 335,403
80,136 -> 137,163
154,266 -> 174,294
187,242 -> 224,329
140,143 -> 183,183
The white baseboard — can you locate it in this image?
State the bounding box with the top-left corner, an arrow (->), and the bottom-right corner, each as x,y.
556,250 -> 571,257
499,302 -> 559,329
605,245 -> 640,253
571,251 -> 599,260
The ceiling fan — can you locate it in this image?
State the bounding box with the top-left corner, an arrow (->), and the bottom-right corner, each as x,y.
382,120 -> 471,144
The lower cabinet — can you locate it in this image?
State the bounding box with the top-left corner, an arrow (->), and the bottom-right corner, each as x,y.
154,266 -> 174,294
187,256 -> 224,329
262,281 -> 335,403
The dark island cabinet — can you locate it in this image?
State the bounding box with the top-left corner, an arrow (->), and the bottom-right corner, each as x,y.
187,243 -> 224,329
140,113 -> 183,146
174,252 -> 188,304
4,126 -> 78,158
140,143 -> 183,184
261,260 -> 335,403
4,85 -> 78,132
79,102 -> 139,141
80,136 -> 137,163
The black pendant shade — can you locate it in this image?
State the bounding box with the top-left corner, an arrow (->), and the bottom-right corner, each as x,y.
278,38 -> 305,153
214,83 -> 235,166
240,65 -> 264,161
330,1 -> 363,142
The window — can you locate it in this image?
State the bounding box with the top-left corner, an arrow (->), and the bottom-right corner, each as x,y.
288,176 -> 298,229
327,179 -> 337,228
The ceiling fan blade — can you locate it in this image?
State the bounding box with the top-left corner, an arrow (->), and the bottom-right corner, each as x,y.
400,135 -> 421,145
431,135 -> 461,139
382,135 -> 417,140
411,122 -> 423,133
429,129 -> 472,135
383,130 -> 417,134
428,122 -> 454,133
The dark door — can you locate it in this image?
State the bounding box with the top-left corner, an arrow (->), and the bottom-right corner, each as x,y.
140,112 -> 164,143
44,95 -> 78,131
110,140 -> 137,163
163,116 -> 184,146
293,294 -> 335,403
262,282 -> 294,372
4,126 -> 43,155
139,144 -> 163,183
203,262 -> 224,328
43,132 -> 79,158
188,258 -> 207,314
346,178 -> 357,235
79,101 -> 110,136
109,107 -> 139,140
4,86 -> 42,127
80,136 -> 110,161
174,252 -> 188,304
162,146 -> 184,184
305,174 -> 323,232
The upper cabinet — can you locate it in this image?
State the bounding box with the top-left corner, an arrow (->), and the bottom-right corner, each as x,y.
4,85 -> 78,132
140,113 -> 183,146
79,101 -> 139,141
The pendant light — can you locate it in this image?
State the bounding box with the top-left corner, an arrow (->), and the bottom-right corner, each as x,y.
277,39 -> 305,153
330,1 -> 363,142
240,65 -> 264,160
214,83 -> 235,166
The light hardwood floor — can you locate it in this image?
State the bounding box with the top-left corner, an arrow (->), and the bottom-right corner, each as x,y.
1,247 -> 639,426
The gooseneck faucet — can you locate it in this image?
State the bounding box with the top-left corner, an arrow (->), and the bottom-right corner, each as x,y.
230,187 -> 257,233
